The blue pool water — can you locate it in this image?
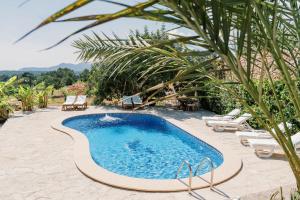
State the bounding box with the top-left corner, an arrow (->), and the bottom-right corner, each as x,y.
63,113 -> 223,179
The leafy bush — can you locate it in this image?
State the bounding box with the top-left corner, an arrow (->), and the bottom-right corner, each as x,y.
36,68 -> 78,89
0,97 -> 14,121
16,86 -> 36,111
66,82 -> 86,96
36,83 -> 54,108
0,76 -> 16,120
202,80 -> 299,129
16,82 -> 54,111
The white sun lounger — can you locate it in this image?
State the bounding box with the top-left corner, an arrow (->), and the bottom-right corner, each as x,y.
208,113 -> 252,132
236,122 -> 292,146
122,96 -> 133,109
248,132 -> 300,158
132,95 -> 143,108
74,95 -> 87,110
62,96 -> 76,111
203,108 -> 241,126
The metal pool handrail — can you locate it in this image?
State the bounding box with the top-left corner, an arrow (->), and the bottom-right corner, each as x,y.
194,157 -> 214,189
176,157 -> 214,193
175,160 -> 193,193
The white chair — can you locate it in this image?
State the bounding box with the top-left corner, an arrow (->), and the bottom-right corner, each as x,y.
236,122 -> 292,146
208,113 -> 252,132
74,95 -> 87,110
248,132 -> 300,158
203,108 -> 241,126
62,96 -> 76,111
122,96 -> 133,109
132,95 -> 143,108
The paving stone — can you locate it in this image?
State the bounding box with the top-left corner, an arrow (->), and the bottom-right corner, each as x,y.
0,106 -> 296,200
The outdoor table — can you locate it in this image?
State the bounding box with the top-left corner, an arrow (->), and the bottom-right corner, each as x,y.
177,97 -> 198,111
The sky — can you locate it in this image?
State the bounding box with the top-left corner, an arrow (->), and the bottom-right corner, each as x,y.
0,1 -> 169,70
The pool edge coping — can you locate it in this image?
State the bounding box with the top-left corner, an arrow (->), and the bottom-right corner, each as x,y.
51,110 -> 243,192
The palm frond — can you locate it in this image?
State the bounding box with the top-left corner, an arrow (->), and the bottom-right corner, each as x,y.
16,0 -> 94,43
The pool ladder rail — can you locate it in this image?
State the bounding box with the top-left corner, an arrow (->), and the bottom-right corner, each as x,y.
175,157 -> 214,194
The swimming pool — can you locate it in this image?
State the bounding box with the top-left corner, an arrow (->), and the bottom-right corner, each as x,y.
63,113 -> 223,180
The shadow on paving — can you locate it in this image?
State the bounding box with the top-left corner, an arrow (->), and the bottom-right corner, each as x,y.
177,176 -> 238,200
154,108 -> 215,122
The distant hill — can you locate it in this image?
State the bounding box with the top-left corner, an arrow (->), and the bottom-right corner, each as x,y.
0,70 -> 41,76
0,63 -> 92,77
18,62 -> 91,72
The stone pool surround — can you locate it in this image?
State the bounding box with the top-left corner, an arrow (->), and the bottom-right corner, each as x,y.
51,111 -> 242,192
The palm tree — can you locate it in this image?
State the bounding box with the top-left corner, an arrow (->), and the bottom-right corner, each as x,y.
18,0 -> 300,189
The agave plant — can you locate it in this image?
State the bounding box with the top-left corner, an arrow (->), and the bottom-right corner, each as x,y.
18,0 -> 300,189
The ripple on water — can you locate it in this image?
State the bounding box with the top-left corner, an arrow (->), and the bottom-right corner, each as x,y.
63,113 -> 223,179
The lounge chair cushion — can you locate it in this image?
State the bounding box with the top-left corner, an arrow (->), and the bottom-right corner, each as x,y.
74,95 -> 86,105
203,108 -> 241,121
225,109 -> 241,119
122,96 -> 133,105
236,122 -> 292,141
132,95 -> 142,105
292,132 -> 300,147
249,132 -> 300,148
232,113 -> 252,124
236,131 -> 272,139
248,138 -> 278,148
63,96 -> 76,105
208,113 -> 251,127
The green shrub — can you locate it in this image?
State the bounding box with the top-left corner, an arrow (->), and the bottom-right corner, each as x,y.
36,83 -> 54,108
0,97 -> 14,121
0,76 -> 16,120
16,86 -> 36,111
202,80 -> 299,129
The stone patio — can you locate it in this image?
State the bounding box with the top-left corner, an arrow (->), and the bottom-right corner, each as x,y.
0,106 -> 296,200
